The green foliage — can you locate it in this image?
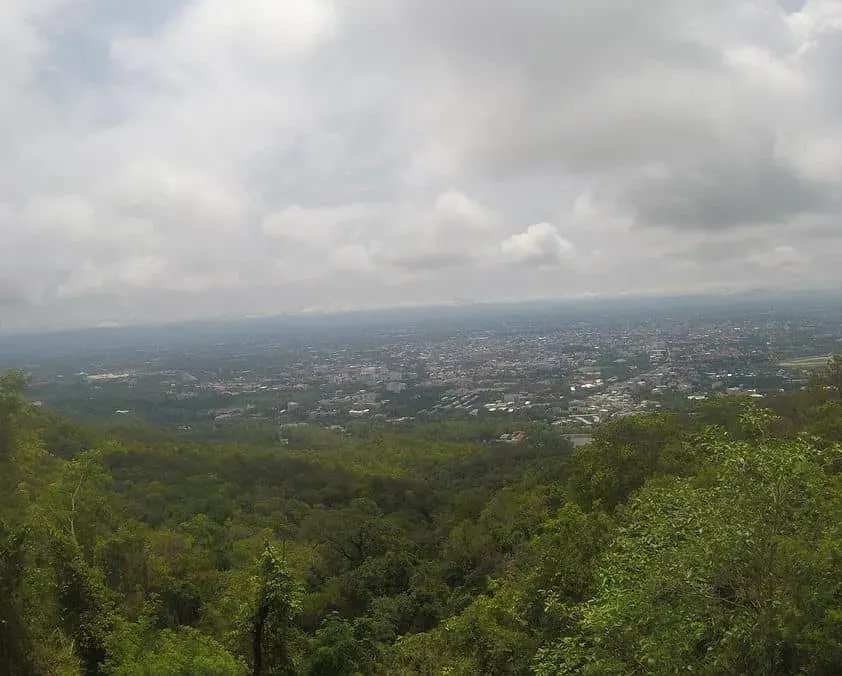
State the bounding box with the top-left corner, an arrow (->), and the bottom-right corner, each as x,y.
568,413 -> 691,511
51,536 -> 116,674
249,544 -> 303,675
0,520 -> 37,676
390,502 -> 612,675
302,613 -> 379,676
0,369 -> 28,456
106,624 -> 247,676
6,367 -> 842,674
518,502 -> 613,635
388,595 -> 528,675
536,409 -> 842,675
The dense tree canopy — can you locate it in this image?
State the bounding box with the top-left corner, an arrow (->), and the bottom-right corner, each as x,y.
3,367 -> 842,673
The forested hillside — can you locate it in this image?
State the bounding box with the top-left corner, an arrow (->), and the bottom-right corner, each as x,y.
3,366 -> 842,674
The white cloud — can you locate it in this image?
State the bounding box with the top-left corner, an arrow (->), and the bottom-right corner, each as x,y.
167,0 -> 336,62
501,223 -> 574,267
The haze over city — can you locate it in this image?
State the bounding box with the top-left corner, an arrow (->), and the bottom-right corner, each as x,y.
3,0 -> 842,333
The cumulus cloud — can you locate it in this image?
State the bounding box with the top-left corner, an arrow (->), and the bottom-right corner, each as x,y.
501,223 -> 574,267
1,0 -> 842,331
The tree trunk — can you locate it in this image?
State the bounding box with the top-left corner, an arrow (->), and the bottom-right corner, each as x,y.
252,602 -> 269,676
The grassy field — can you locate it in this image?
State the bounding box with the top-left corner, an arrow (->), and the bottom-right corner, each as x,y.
779,355 -> 831,369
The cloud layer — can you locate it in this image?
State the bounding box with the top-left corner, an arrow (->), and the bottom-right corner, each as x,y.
1,0 -> 841,331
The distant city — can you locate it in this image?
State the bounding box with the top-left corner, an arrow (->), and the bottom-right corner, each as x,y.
3,292 -> 841,441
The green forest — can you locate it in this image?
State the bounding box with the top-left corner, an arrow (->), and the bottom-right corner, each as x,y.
4,366 -> 842,675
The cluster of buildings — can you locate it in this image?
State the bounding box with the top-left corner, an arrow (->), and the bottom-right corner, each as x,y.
27,303 -> 842,432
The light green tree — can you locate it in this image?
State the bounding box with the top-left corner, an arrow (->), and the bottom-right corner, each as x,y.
106,624 -> 247,676
537,407 -> 842,675
249,545 -> 302,676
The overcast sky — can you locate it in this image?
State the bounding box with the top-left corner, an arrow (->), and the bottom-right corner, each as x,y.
1,0 -> 841,332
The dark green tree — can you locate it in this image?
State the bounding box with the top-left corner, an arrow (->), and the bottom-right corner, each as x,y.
251,545 -> 302,676
303,613 -> 377,676
0,521 -> 36,676
568,413 -> 690,511
0,369 -> 28,457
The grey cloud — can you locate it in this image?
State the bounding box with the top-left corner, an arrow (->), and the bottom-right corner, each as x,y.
381,0 -> 842,230
379,251 -> 471,274
400,0 -> 724,80
747,244 -> 809,268
779,0 -> 806,11
675,236 -> 768,264
0,280 -> 29,308
621,154 -> 837,230
2,0 -> 842,331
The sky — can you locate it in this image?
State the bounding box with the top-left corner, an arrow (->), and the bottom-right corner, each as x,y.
1,0 -> 842,333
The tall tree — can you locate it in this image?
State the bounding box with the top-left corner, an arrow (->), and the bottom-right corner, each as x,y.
0,369 -> 28,457
251,545 -> 301,676
0,521 -> 36,676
